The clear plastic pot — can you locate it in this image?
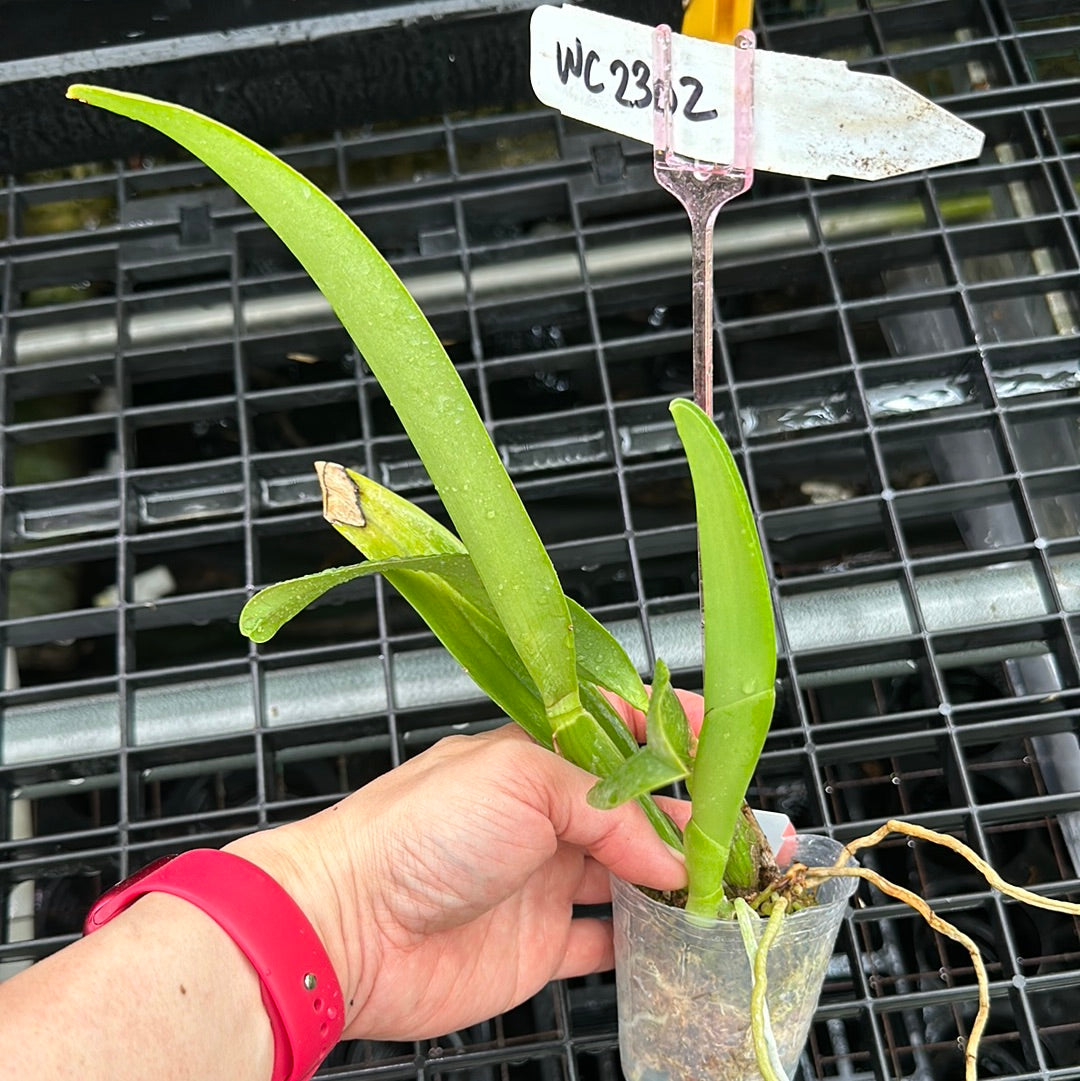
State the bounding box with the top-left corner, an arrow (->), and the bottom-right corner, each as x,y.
612,834 -> 857,1081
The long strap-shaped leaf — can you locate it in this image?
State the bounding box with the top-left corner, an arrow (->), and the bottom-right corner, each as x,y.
67,84 -> 581,726
670,399 -> 777,917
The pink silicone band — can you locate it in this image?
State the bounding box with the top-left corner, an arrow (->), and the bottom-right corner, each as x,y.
85,848 -> 345,1081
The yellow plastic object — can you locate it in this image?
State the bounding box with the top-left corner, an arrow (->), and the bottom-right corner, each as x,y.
681,0 -> 753,44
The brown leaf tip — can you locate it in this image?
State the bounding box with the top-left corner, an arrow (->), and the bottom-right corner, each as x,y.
315,461 -> 366,527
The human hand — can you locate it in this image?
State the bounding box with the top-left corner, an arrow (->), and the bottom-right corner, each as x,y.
228,692 -> 703,1042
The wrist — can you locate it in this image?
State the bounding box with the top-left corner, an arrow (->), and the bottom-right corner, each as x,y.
224,815 -> 373,1031
82,851 -> 342,1081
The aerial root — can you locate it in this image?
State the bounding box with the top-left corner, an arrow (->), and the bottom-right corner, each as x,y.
800,818 -> 1080,1081
804,863 -> 987,1081
749,896 -> 790,1081
837,819 -> 1080,916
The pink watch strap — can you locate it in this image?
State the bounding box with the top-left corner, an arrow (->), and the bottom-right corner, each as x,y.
85,848 -> 345,1081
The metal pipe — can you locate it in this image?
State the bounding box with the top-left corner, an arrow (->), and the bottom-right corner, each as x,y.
4,553 -> 1077,767
8,194 -> 991,367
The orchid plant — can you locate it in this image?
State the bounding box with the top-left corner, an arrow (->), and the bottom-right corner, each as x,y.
68,85 -> 1080,1081
68,83 -> 777,920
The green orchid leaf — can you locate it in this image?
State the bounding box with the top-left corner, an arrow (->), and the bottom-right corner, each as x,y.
240,554 -> 480,643
670,399 -> 777,917
315,462 -> 490,607
669,401 -> 776,709
68,85 -> 580,724
317,462 -> 467,560
553,703 -> 682,847
582,682 -> 683,847
393,569 -> 552,748
567,600 -> 649,713
582,659 -> 692,813
644,659 -> 691,770
586,747 -> 689,810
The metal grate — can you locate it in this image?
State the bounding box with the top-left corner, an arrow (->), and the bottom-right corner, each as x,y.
3,1 -> 1080,1078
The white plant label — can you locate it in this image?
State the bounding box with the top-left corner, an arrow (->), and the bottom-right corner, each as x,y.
529,5 -> 984,181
